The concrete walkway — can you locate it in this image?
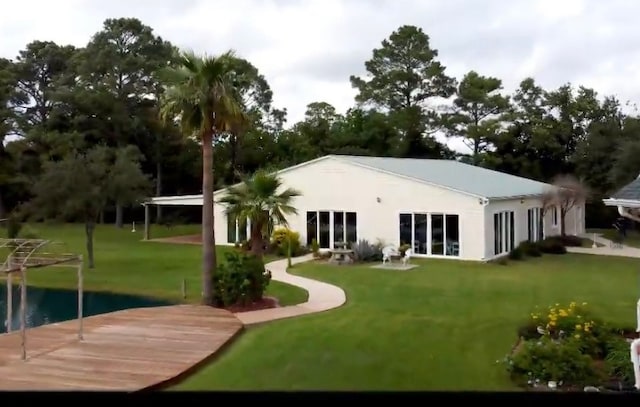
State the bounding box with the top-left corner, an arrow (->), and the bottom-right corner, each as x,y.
234,254 -> 347,325
566,233 -> 640,258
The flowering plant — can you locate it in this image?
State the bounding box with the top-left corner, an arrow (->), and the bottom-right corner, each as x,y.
530,301 -> 597,341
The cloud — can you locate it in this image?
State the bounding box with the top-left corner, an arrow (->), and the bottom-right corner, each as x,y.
2,0 -> 640,154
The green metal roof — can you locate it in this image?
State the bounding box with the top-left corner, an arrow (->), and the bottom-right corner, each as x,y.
331,155 -> 552,199
611,177 -> 640,201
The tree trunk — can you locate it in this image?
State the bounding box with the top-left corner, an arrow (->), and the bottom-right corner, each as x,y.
201,131 -> 216,306
115,203 -> 123,228
99,210 -> 105,224
85,221 -> 95,269
156,161 -> 163,223
560,210 -> 566,236
0,189 -> 6,221
250,223 -> 264,258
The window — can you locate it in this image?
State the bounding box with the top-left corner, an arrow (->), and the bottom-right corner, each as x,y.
413,214 -> 428,254
226,214 -> 249,244
445,215 -> 460,256
494,210 -> 515,255
551,206 -> 558,226
307,210 -> 358,249
306,212 -> 317,246
431,214 -> 444,255
398,212 -> 460,257
527,207 -> 543,242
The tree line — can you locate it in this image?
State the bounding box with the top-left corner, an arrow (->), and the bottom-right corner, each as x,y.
1,18 -> 638,237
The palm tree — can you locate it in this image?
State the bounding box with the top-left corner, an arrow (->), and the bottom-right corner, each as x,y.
218,169 -> 301,257
159,50 -> 246,306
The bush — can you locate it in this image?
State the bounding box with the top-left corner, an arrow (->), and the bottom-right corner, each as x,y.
556,235 -> 585,247
505,336 -> 602,386
310,238 -> 320,258
350,239 -> 382,262
213,251 -> 271,307
604,337 -> 636,386
271,228 -> 302,257
538,237 -> 567,254
399,243 -> 411,256
508,247 -> 524,260
518,241 -> 542,257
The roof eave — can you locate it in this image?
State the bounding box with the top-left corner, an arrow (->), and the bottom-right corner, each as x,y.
603,198 -> 640,208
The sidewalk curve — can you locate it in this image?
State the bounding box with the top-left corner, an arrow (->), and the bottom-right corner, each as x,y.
234,254 -> 346,325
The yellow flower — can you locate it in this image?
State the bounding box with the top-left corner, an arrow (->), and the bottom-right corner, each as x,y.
575,324 -> 582,330
582,302 -> 587,306
532,315 -> 538,320
570,301 -> 577,308
549,321 -> 556,327
559,309 -> 568,317
577,315 -> 582,319
575,334 -> 581,339
555,303 -> 560,306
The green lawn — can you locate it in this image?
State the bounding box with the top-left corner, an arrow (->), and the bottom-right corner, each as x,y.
0,223 -> 308,306
174,254 -> 640,391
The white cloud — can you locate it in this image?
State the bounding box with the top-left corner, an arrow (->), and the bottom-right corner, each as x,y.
2,0 -> 640,154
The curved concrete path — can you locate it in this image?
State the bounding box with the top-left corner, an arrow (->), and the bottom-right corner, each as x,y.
234,254 -> 347,325
567,233 -> 640,258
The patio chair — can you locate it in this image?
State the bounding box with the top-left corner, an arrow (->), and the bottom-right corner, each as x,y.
401,248 -> 413,266
382,245 -> 399,264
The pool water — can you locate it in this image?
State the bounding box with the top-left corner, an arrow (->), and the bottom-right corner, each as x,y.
0,285 -> 172,334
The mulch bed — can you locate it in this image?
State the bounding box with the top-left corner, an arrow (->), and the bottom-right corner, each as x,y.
223,296 -> 279,313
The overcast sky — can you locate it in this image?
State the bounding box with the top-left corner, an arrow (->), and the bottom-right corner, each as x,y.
1,0 -> 638,152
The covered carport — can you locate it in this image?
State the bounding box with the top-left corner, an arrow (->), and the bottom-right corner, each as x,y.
603,176 -> 640,224
142,194 -> 204,240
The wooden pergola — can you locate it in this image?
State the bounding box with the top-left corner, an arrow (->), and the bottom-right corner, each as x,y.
0,238 -> 83,361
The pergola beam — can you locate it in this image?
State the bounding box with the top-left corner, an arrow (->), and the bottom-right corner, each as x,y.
0,238 -> 83,361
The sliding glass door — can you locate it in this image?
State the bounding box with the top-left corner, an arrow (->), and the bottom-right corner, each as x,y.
527,207 -> 543,242
306,210 -> 358,249
494,211 -> 515,255
398,213 -> 460,257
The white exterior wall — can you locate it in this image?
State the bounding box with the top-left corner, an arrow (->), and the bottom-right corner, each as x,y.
214,157 -> 487,261
484,197 -> 587,260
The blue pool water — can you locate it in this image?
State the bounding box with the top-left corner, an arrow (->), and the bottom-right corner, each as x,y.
0,285 -> 172,334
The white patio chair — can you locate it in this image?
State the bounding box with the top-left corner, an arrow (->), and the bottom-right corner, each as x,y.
382,245 -> 398,264
401,248 -> 413,265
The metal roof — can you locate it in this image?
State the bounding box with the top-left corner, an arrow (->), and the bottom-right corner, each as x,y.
332,155 -> 552,199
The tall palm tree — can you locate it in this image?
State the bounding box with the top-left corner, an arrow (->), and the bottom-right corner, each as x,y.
159,50 -> 246,305
218,169 -> 301,257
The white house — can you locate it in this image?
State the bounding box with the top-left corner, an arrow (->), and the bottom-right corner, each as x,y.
144,155 -> 586,261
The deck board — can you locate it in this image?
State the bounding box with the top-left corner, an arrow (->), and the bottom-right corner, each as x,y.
0,304 -> 243,391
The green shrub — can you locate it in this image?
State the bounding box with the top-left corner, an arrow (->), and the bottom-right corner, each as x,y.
350,239 -> 382,262
505,336 -> 602,386
213,251 -> 271,307
271,228 -> 302,257
310,238 -> 320,258
557,235 -> 585,247
538,237 -> 567,254
508,247 -> 524,260
604,337 -> 635,386
518,241 -> 542,257
399,243 -> 411,256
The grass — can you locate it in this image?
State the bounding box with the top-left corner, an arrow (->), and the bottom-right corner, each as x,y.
173,253 -> 640,391
0,223 -> 308,306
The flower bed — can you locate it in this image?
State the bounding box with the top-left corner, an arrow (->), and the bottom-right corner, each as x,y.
502,301 -> 638,392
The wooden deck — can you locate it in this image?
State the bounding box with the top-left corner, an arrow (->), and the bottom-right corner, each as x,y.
0,304 -> 243,391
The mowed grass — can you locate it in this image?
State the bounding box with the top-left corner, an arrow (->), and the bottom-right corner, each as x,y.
0,223 -> 308,306
174,254 -> 640,391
